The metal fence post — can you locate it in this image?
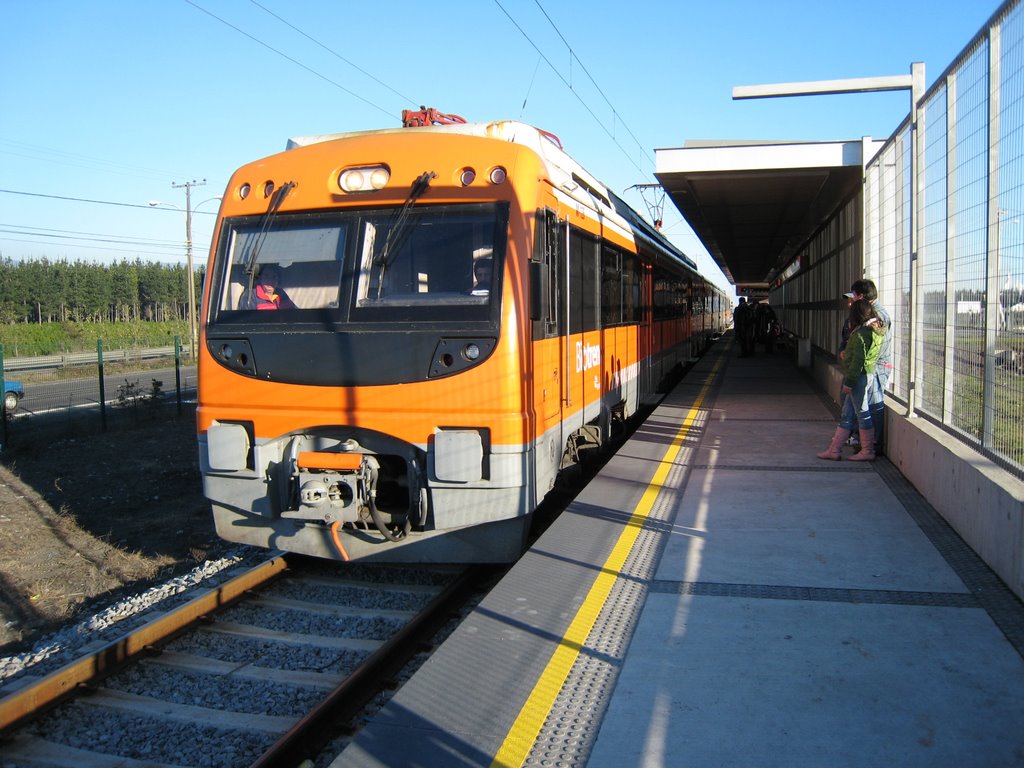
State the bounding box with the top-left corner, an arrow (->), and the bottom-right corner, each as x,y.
97,338 -> 107,432
174,335 -> 183,417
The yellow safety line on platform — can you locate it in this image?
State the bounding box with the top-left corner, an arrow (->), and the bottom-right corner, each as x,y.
491,351 -> 726,768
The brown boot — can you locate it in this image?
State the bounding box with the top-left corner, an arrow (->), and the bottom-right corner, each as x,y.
848,429 -> 876,461
817,427 -> 852,460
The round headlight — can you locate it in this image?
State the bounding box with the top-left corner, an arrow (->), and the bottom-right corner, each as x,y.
263,181 -> 275,198
370,168 -> 390,189
489,166 -> 507,184
460,168 -> 476,187
238,183 -> 251,200
340,170 -> 365,192
463,343 -> 481,361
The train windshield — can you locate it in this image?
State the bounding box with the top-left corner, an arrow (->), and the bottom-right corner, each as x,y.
211,204 -> 506,323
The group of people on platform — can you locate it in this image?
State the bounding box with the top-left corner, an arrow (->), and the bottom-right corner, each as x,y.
731,279 -> 892,462
732,297 -> 780,357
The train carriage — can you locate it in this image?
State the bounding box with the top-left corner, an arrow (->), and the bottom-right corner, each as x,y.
198,118 -> 727,562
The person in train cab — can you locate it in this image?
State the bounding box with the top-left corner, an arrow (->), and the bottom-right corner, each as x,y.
817,298 -> 887,461
253,264 -> 296,310
471,256 -> 493,295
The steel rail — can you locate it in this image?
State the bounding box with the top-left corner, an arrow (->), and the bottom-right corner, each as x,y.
250,564 -> 497,768
0,554 -> 290,733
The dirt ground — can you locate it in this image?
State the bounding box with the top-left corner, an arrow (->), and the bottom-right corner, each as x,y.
0,411 -> 223,654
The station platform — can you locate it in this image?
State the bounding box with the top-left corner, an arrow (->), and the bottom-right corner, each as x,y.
332,337 -> 1024,768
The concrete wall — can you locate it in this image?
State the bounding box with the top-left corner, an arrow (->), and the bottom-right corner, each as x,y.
808,352 -> 1024,601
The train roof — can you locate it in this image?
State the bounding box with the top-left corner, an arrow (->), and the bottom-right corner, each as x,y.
287,121 -> 699,275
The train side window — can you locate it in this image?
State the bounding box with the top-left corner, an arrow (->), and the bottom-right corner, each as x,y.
568,228 -> 599,335
601,246 -> 622,327
544,210 -> 564,338
622,253 -> 639,323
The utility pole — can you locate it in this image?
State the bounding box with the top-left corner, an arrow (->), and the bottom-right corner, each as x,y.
172,179 -> 206,360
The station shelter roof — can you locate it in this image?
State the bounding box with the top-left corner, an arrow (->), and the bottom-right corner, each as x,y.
654,138 -> 883,296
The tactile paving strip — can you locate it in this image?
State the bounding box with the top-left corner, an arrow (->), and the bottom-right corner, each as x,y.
523,400 -> 700,767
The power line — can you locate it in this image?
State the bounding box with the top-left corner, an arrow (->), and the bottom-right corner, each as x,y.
247,0 -> 416,106
183,0 -> 397,121
493,0 -> 651,178
0,236 -> 207,261
0,138 -> 191,182
530,0 -> 650,165
0,225 -> 184,249
0,188 -> 216,214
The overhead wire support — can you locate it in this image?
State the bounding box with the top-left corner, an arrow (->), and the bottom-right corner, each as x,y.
626,183 -> 667,230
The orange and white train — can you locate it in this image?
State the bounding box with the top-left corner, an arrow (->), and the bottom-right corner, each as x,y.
197,118 -> 728,563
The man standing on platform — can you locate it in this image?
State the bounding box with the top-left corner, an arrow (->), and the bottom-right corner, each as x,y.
733,297 -> 754,357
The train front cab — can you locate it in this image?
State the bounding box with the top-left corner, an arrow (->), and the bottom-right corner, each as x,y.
197,125 -> 722,564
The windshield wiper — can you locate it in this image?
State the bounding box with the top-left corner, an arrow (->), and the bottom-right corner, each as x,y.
243,180 -> 297,278
374,171 -> 435,297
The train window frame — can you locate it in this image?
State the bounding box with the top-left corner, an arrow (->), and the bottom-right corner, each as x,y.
209,210 -> 351,323
568,226 -> 600,335
349,202 -> 508,324
207,203 -> 508,329
601,245 -> 623,327
532,208 -> 564,341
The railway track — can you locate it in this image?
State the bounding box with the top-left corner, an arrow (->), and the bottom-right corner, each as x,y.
0,554 -> 493,767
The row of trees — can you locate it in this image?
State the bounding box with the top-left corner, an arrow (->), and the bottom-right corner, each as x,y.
0,258 -> 203,324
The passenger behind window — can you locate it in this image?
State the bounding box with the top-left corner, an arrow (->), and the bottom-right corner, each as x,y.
471,255 -> 493,295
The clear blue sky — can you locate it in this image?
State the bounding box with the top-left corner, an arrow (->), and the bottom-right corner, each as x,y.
0,0 -> 1001,294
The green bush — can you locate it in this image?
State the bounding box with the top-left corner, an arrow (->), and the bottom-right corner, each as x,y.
0,321 -> 189,357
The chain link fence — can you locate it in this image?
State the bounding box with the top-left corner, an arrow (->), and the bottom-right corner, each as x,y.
865,0 -> 1024,477
0,338 -> 196,450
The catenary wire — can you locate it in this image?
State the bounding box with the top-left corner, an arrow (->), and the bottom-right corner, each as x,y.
247,0 -> 417,106
531,0 -> 650,164
0,188 -> 215,214
493,0 -> 651,178
183,0 -> 397,121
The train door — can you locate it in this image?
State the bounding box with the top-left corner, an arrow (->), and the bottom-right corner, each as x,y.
532,208 -> 566,488
638,259 -> 654,400
568,227 -> 601,425
600,244 -> 621,418
535,209 -> 564,427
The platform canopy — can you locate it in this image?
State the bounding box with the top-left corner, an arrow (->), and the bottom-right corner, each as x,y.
655,139 -> 883,295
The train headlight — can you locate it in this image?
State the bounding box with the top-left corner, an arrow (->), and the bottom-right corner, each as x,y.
369,167 -> 390,189
459,167 -> 476,186
339,165 -> 390,193
488,166 -> 507,184
463,343 -> 481,361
